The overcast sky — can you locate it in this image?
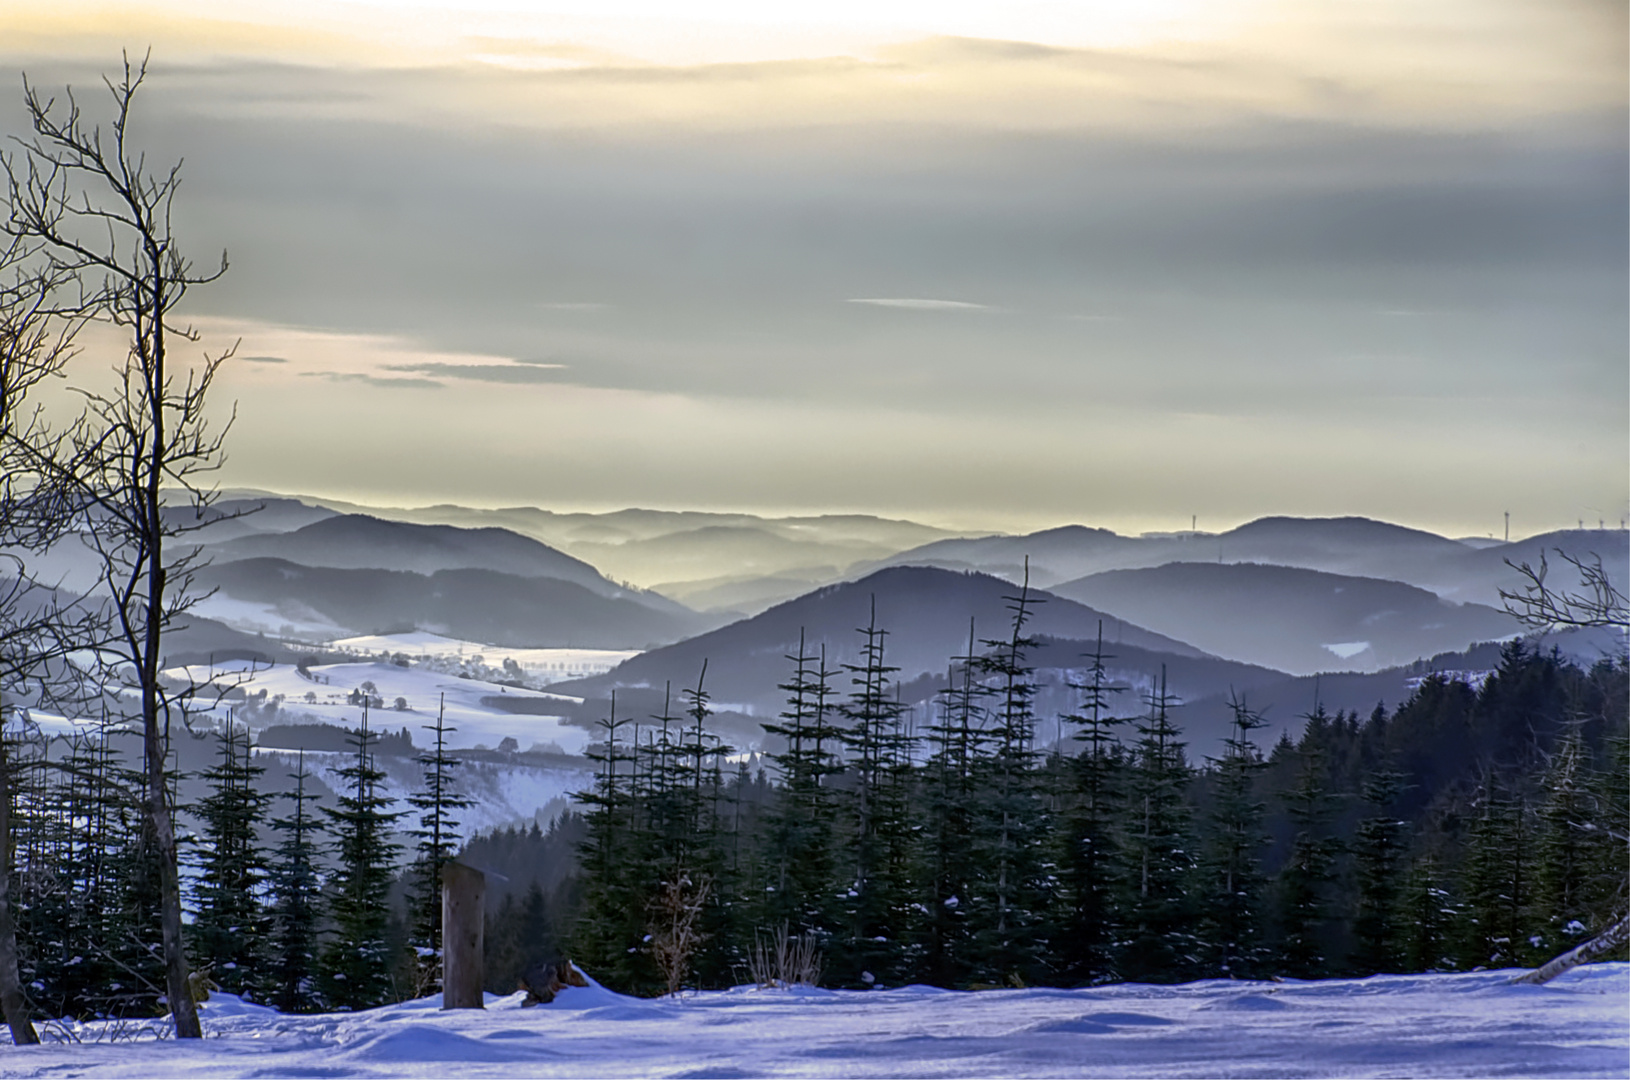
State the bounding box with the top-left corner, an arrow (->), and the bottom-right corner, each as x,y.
2,1 -> 1625,535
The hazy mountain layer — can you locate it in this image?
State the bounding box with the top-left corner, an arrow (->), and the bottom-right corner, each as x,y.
205,513 -> 685,614
196,559 -> 715,650
227,491 -> 971,589
555,565 -> 1206,720
1051,561 -> 1523,675
871,517 -> 1629,607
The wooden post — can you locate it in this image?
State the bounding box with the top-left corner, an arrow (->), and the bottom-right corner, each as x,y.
442,862 -> 486,1009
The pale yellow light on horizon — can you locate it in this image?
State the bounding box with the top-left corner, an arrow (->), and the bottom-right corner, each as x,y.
4,0 -> 1262,69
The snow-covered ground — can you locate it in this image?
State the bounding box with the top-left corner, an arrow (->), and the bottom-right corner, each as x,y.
328,632 -> 636,684
162,659 -> 590,754
3,965 -> 1625,1079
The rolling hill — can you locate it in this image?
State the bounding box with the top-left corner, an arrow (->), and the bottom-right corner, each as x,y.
195,559 -> 715,650
1050,561 -> 1523,675
555,565 -> 1208,724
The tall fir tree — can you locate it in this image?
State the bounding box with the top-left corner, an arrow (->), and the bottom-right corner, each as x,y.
319,701 -> 405,1009
1398,852 -> 1456,972
1273,712 -> 1343,978
759,632 -> 842,944
1057,624 -> 1126,985
406,694 -> 472,990
919,621 -> 994,986
1456,780 -> 1536,970
1198,694 -> 1270,979
1119,667 -> 1198,983
1349,768 -> 1408,975
267,751 -> 326,1013
967,569 -> 1052,986
190,718 -> 272,998
833,600 -> 914,988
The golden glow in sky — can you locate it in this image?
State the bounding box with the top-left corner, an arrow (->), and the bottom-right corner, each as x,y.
0,0 -> 1623,534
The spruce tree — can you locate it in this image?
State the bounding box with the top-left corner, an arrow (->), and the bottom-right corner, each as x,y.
1119,667 -> 1197,983
759,632 -> 842,944
1456,780 -> 1535,970
190,719 -> 272,998
406,694 -> 471,990
319,701 -> 404,1009
1273,715 -> 1343,978
1057,624 -> 1126,985
1349,768 -> 1408,975
267,751 -> 326,1013
1398,852 -> 1455,972
919,622 -> 994,986
574,691 -> 653,991
833,600 -> 914,988
967,571 -> 1051,986
1198,693 -> 1269,979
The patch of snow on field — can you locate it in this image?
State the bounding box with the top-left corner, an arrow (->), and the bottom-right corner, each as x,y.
4,964 -> 1626,1079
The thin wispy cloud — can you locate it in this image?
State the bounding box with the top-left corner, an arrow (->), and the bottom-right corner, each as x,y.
302,371 -> 444,389
384,361 -> 567,385
241,354 -> 288,363
847,298 -> 994,311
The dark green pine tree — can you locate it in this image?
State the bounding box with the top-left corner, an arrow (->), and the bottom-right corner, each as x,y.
1273,713 -> 1343,978
1398,852 -> 1456,972
758,632 -> 842,943
1119,667 -> 1198,983
1349,768 -> 1408,975
190,718 -> 272,998
919,621 -> 995,987
677,665 -> 738,989
319,701 -> 405,1009
1580,724 -> 1628,937
1198,693 -> 1270,979
833,599 -> 914,988
573,690 -> 654,992
967,569 -> 1052,987
1057,623 -> 1126,985
98,738 -> 175,1018
1456,780 -> 1536,970
406,693 -> 472,990
1531,722 -> 1596,954
267,750 -> 326,1013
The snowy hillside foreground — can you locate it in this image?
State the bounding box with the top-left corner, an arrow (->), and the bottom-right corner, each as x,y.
3,966 -> 1625,1079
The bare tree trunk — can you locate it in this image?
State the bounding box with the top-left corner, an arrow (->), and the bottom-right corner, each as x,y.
0,730 -> 38,1044
5,54 -> 232,1039
1510,913 -> 1630,986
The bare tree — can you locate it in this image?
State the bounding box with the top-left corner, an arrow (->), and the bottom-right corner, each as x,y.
1500,548 -> 1628,633
3,52 -> 235,1039
1498,547 -> 1628,984
0,234 -> 84,1046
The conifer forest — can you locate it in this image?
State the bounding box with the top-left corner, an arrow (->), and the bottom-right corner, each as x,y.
1,591 -> 1622,1018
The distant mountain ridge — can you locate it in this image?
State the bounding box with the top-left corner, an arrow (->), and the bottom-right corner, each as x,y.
555,565 -> 1207,724
1050,561 -> 1523,676
871,517 -> 1628,609
195,558 -> 715,650
206,513 -> 685,611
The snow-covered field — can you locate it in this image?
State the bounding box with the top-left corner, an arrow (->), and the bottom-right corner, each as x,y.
163,660 -> 590,754
328,633 -> 636,684
3,965 -> 1624,1079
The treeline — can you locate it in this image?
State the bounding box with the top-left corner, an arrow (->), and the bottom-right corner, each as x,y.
2,703 -> 469,1019
569,592 -> 1628,995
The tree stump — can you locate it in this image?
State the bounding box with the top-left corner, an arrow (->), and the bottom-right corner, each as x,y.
442,862 -> 485,1009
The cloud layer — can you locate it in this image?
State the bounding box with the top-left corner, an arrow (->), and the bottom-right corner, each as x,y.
1,2 -> 1624,533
